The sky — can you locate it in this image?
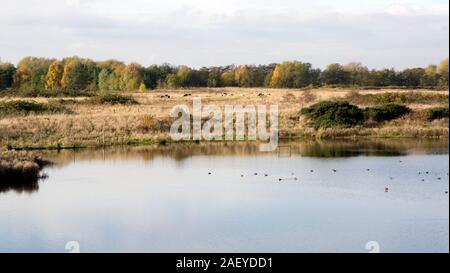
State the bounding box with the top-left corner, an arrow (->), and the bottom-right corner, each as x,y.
0,0 -> 448,69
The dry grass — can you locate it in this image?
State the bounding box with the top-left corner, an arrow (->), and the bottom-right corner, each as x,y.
0,88 -> 448,149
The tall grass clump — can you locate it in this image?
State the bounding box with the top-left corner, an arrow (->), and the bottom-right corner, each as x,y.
364,104 -> 410,122
426,107 -> 449,121
300,101 -> 364,128
89,94 -> 138,105
0,151 -> 51,193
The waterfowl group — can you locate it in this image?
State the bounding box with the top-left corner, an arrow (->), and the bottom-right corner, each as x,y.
207,165 -> 448,195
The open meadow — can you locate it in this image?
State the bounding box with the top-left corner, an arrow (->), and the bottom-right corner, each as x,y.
0,88 -> 448,150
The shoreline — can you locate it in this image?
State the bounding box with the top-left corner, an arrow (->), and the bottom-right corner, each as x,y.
4,133 -> 449,151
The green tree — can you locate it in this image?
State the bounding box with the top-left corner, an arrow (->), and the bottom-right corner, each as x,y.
176,66 -> 194,87
321,63 -> 350,86
97,60 -> 125,91
0,62 -> 16,90
343,62 -> 370,86
399,68 -> 425,87
220,71 -> 236,86
165,73 -> 181,88
368,69 -> 399,86
98,68 -> 112,91
207,67 -> 223,87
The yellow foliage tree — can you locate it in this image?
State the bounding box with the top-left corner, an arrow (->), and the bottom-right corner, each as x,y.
234,65 -> 253,87
139,82 -> 147,92
45,61 -> 64,90
437,58 -> 449,88
270,64 -> 282,87
438,58 -> 449,75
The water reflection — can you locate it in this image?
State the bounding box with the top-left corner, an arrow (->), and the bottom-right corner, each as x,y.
2,139 -> 448,195
0,177 -> 40,194
42,138 -> 448,164
0,139 -> 448,252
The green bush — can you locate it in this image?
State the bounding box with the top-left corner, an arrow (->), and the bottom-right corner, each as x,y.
426,107 -> 449,121
0,100 -> 68,116
89,94 -> 138,105
0,88 -> 97,98
365,103 -> 410,122
345,91 -> 448,105
300,101 -> 364,128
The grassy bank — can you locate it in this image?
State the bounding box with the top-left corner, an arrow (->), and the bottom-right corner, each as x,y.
0,88 -> 448,150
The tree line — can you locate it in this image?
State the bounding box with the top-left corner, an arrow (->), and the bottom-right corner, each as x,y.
0,56 -> 448,92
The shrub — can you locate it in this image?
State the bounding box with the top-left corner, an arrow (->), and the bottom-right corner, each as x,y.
426,107 -> 449,121
300,101 -> 364,128
365,103 -> 410,122
89,94 -> 138,105
344,91 -> 448,105
0,88 -> 97,98
0,100 -> 68,116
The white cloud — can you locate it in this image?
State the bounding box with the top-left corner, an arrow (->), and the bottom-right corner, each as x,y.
385,4 -> 413,16
0,0 -> 448,69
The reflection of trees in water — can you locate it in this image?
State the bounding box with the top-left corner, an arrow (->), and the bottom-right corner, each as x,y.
2,139 -> 445,195
8,139 -> 445,194
297,141 -> 407,157
41,139 -> 449,166
296,139 -> 448,157
0,177 -> 40,194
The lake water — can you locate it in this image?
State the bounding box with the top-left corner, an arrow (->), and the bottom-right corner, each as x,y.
0,140 -> 448,253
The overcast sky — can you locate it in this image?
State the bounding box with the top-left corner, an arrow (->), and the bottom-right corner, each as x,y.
0,0 -> 448,69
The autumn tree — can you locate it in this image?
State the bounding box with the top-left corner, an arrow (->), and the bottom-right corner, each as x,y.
420,65 -> 439,87
120,63 -> 144,91
270,65 -> 282,87
235,66 -> 254,87
270,61 -> 320,88
97,60 -> 125,91
61,59 -> 91,90
44,61 -> 64,90
13,57 -> 53,90
437,58 -> 449,88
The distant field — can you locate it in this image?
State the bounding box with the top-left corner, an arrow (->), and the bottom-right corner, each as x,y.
0,88 -> 448,149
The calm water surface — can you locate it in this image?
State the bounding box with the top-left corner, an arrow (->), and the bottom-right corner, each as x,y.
0,140 -> 448,253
